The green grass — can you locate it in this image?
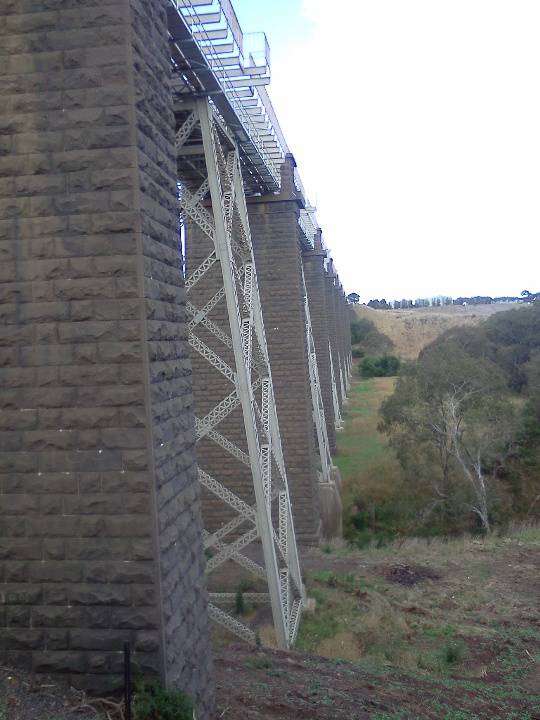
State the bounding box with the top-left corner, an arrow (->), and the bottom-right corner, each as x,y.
334,377 -> 405,546
508,522 -> 540,543
296,527 -> 540,716
335,377 -> 395,480
295,376 -> 540,716
424,624 -> 456,638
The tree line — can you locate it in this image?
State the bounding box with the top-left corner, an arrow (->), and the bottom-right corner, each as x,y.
362,289 -> 539,310
379,303 -> 540,534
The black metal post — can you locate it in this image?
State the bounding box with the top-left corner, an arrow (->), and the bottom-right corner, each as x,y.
123,641 -> 132,720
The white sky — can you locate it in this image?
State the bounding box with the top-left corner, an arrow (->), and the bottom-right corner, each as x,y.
237,0 -> 540,301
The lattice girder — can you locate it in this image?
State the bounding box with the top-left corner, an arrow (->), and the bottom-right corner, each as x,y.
329,339 -> 344,431
301,267 -> 335,485
176,99 -> 305,648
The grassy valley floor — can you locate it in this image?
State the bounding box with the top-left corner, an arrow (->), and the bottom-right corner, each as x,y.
214,528 -> 540,719
333,376 -> 398,533
214,378 -> 540,719
334,376 -> 395,482
3,380 -> 539,719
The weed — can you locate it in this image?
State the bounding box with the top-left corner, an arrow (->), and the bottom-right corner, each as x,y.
244,657 -> 273,670
417,639 -> 467,672
307,678 -> 321,695
311,570 -> 338,586
506,520 -> 540,543
424,624 -> 455,638
309,587 -> 327,606
133,677 -> 193,720
234,576 -> 260,615
235,589 -> 246,615
442,639 -> 467,665
296,605 -> 340,650
305,678 -> 335,706
417,650 -> 446,673
238,577 -> 257,592
310,570 -> 359,594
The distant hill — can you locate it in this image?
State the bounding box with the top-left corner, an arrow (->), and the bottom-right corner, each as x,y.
354,303 -> 521,359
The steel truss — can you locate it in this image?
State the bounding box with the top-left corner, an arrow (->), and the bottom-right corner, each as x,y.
338,357 -> 346,404
345,351 -> 352,391
329,341 -> 344,431
301,268 -> 334,486
176,98 -> 305,648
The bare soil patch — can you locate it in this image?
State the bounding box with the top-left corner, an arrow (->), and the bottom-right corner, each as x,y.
0,666 -> 109,720
216,530 -> 540,719
2,533 -> 538,720
383,563 -> 441,586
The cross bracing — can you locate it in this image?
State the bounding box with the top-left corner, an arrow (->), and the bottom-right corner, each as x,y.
168,0 -> 330,255
168,0 -> 352,647
176,98 -> 305,648
329,339 -> 344,431
0,0 -> 357,705
301,268 -> 334,486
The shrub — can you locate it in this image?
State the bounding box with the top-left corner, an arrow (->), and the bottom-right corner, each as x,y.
360,355 -> 401,378
442,639 -> 467,665
235,589 -> 246,615
133,678 -> 194,720
350,317 -> 376,344
350,318 -> 394,357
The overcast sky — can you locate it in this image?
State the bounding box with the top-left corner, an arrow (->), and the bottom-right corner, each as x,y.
234,0 -> 540,301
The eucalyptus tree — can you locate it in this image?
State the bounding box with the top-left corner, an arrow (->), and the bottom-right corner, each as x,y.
380,339 -> 516,531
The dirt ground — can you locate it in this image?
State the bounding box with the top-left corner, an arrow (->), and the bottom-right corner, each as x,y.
354,303 -> 520,359
2,531 -> 538,720
215,530 -> 540,720
0,667 -> 113,720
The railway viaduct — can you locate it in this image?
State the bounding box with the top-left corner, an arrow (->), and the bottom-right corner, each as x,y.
0,1 -> 352,717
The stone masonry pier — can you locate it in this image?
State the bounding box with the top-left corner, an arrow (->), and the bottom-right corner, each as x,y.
0,1 -> 213,715
0,0 -> 353,710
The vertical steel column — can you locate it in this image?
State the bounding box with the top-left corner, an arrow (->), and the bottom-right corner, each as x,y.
301,268 -> 334,485
329,340 -> 344,431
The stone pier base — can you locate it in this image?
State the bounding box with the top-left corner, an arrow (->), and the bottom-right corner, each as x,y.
0,1 -> 214,715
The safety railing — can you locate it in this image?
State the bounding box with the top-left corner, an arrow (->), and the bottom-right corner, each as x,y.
170,0 -> 286,189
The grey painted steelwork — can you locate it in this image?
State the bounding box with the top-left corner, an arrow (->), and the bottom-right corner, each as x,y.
168,0 -> 352,647
301,268 -> 334,486
168,0 -> 288,193
176,99 -> 305,648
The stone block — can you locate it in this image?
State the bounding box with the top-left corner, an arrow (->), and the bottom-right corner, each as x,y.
0,1 -> 213,713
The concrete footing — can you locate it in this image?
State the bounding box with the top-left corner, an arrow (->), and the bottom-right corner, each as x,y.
318,467 -> 344,540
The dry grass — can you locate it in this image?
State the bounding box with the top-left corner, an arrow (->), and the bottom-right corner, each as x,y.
355,303 -> 520,359
299,522 -> 540,681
